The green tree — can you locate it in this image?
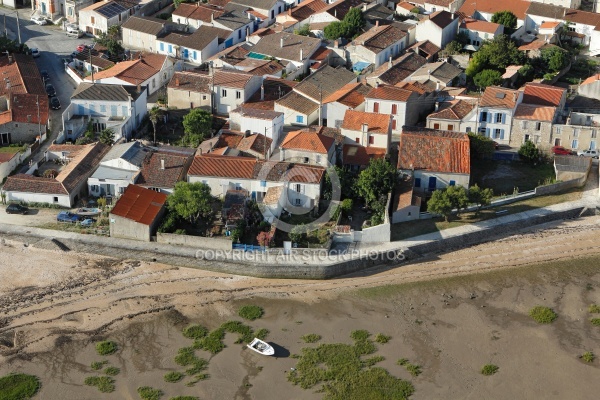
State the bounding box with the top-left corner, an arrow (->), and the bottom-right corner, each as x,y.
444,40 -> 464,55
468,184 -> 494,215
99,128 -> 115,145
473,69 -> 503,88
294,24 -> 311,36
167,182 -> 214,225
182,108 -> 212,148
456,31 -> 470,46
0,36 -> 28,54
324,21 -> 350,40
344,7 -> 365,34
446,185 -> 469,216
427,189 -> 453,222
324,7 -> 365,40
356,158 -> 397,207
517,64 -> 535,84
468,133 -> 495,160
518,140 -> 541,165
491,11 -> 517,30
94,26 -> 123,57
466,35 -> 524,77
541,46 -> 569,72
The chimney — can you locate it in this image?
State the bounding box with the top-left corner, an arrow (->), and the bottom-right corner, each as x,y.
362,123 -> 368,133
434,102 -> 439,111
260,84 -> 265,100
334,39 -> 339,48
362,4 -> 367,11
451,13 -> 455,20
388,57 -> 392,70
288,8 -> 291,16
246,27 -> 249,43
300,48 -> 303,61
334,9 -> 337,18
245,130 -> 251,137
175,77 -> 180,86
280,37 -> 284,48
160,159 -> 165,170
211,12 -> 215,22
137,83 -> 141,93
375,20 -> 379,28
375,81 -> 379,88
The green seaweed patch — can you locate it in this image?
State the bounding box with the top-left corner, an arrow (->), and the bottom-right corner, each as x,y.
375,334 -> 391,344
104,367 -> 120,376
164,371 -> 185,383
169,397 -> 199,400
84,376 -> 115,393
529,306 -> 557,324
397,359 -> 422,376
255,328 -> 269,340
481,364 -> 499,376
301,334 -> 321,343
95,340 -> 118,356
91,360 -> 107,370
137,386 -> 163,400
182,325 -> 209,340
238,305 -> 264,321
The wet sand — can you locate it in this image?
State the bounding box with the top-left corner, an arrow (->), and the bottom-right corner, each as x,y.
1,216 -> 600,399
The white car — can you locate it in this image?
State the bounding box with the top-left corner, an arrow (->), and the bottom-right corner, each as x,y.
577,149 -> 600,159
31,48 -> 40,58
66,24 -> 79,33
30,16 -> 47,26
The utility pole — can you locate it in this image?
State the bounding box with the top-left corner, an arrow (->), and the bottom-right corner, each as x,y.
36,95 -> 41,138
318,84 -> 322,126
264,126 -> 267,159
90,49 -> 94,83
15,11 -> 21,45
3,14 -> 6,37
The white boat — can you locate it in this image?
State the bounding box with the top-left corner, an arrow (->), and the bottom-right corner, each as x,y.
247,338 -> 275,356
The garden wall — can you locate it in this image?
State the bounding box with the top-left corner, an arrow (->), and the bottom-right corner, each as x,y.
534,177 -> 587,196
156,232 -> 232,251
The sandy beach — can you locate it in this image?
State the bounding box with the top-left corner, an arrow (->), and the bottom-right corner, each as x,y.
1,215 -> 600,399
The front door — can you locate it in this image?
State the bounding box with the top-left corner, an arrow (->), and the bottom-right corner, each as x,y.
41,2 -> 46,14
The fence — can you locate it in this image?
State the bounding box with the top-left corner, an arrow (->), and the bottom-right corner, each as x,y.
156,232 -> 232,251
233,243 -> 265,252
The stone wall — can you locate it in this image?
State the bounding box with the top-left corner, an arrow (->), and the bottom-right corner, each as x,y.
157,232 -> 232,251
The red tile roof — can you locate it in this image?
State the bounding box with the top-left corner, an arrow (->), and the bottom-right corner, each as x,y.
398,127 -> 470,174
342,144 -> 386,167
173,3 -> 224,22
137,151 -> 191,190
341,110 -> 392,135
480,86 -> 520,108
540,21 -> 560,29
366,85 -> 415,102
189,154 -> 257,178
0,151 -> 18,163
460,19 -> 502,34
354,25 -> 406,54
581,74 -> 600,86
237,132 -> 273,157
110,184 -> 167,225
513,104 -> 556,122
290,0 -> 328,20
522,83 -> 565,107
322,82 -> 370,108
281,129 -> 335,153
213,69 -> 256,89
89,54 -> 166,85
458,0 -> 530,20
427,100 -> 476,121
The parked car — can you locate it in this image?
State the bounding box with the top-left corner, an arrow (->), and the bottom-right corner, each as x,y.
577,149 -> 600,158
66,24 -> 79,33
551,146 -> 573,156
6,204 -> 29,214
79,218 -> 96,227
40,69 -> 50,82
30,16 -> 47,25
76,44 -> 87,52
50,96 -> 61,110
45,83 -> 56,97
31,48 -> 40,58
66,30 -> 84,38
57,211 -> 81,223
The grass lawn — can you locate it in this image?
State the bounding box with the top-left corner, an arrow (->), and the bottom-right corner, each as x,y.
38,222 -> 109,236
470,160 -> 555,195
391,189 -> 582,241
0,146 -> 24,153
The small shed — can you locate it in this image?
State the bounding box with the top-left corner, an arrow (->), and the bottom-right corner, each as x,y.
109,185 -> 168,242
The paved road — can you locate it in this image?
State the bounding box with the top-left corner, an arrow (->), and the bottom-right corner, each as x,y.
0,204 -> 58,226
0,8 -> 94,161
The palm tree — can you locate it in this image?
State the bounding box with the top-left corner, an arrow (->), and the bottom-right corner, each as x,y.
149,106 -> 160,145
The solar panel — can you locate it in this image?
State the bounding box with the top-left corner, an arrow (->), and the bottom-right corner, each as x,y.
98,2 -> 127,19
495,92 -> 505,99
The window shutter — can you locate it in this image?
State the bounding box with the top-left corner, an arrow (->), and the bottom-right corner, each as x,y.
502,114 -> 506,124
500,129 -> 505,140
486,128 -> 490,137
487,112 -> 492,123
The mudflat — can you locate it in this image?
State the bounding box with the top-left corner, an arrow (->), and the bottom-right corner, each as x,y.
1,216 -> 600,399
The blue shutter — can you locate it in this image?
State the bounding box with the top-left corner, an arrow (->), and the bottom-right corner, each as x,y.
449,180 -> 456,186
501,113 -> 506,124
111,105 -> 117,116
122,106 -> 128,116
485,128 -> 490,137
182,48 -> 188,58
78,104 -> 84,114
500,129 -> 505,140
428,177 -> 437,190
168,44 -> 172,53
193,51 -> 197,60
159,42 -> 164,51
480,112 -> 485,122
414,178 -> 421,188
487,112 -> 492,123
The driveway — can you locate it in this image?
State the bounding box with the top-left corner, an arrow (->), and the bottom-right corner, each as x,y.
0,205 -> 59,227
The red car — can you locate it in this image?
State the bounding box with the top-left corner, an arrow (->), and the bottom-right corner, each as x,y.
551,146 -> 573,155
76,44 -> 86,52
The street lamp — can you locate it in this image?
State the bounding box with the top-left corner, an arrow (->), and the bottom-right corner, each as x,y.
2,11 -> 22,44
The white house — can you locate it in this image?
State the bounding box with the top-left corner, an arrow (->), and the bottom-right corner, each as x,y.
459,18 -> 503,51
3,143 -> 109,207
530,0 -> 581,9
156,26 -> 232,65
62,83 -> 148,143
391,176 -> 422,223
346,24 -> 408,70
229,106 -> 284,149
213,69 -> 263,114
415,10 -> 459,49
229,0 -> 287,25
84,54 -> 173,95
322,82 -> 370,128
172,2 -> 225,30
87,141 -> 148,197
458,0 -> 529,29
364,85 -> 420,133
477,86 -> 523,145
341,110 -> 392,150
279,128 -> 336,166
187,155 -> 325,209
398,127 -> 471,191
426,99 -> 478,133
78,0 -> 134,37
121,16 -> 179,53
405,60 -> 464,88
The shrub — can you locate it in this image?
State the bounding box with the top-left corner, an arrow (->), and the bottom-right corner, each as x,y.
104,367 -> 120,376
591,318 -> 600,326
582,351 -> 595,363
137,386 -> 163,400
95,340 -> 118,355
91,361 -> 107,370
84,376 -> 115,393
164,371 -> 185,383
182,325 -> 209,340
238,305 -> 264,320
397,358 -> 409,366
374,334 -> 391,344
350,330 -> 370,341
363,355 -> 385,367
169,396 -> 199,400
529,306 -> 557,324
0,373 -> 40,400
589,304 -> 600,313
481,364 -> 499,375
405,363 -> 422,376
301,334 -> 321,343
255,328 -> 269,340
